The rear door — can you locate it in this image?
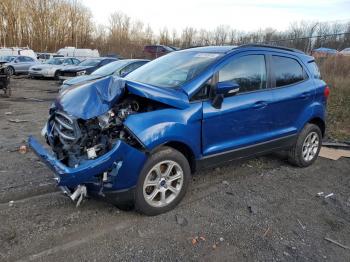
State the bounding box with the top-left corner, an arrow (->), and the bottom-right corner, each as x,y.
14,56 -> 26,72
202,52 -> 275,156
268,54 -> 314,139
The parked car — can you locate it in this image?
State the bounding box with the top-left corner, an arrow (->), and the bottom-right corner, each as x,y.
0,47 -> 36,59
311,47 -> 338,57
56,47 -> 100,59
143,45 -> 174,59
3,55 -> 39,75
340,48 -> 350,56
58,57 -> 118,83
29,57 -> 81,79
0,61 -> 11,96
29,45 -> 329,215
59,59 -> 149,91
36,53 -> 61,62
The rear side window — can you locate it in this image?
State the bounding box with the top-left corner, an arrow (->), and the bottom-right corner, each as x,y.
308,61 -> 321,79
272,56 -> 306,87
219,55 -> 267,93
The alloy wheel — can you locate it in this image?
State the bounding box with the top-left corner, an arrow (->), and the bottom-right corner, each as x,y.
302,131 -> 319,162
143,160 -> 184,208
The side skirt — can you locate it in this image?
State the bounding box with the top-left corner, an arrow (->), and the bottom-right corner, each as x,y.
196,134 -> 297,170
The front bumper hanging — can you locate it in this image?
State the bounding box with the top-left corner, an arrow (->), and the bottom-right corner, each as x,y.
28,136 -> 147,191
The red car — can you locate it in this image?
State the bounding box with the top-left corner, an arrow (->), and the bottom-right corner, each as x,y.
143,45 -> 176,59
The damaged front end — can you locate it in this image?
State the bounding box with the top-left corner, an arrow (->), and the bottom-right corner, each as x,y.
29,76 -> 169,203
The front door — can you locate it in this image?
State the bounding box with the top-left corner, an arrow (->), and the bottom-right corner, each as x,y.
202,53 -> 275,157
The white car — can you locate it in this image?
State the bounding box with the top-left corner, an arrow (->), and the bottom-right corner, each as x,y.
340,48 -> 350,56
0,47 -> 36,59
29,57 -> 80,79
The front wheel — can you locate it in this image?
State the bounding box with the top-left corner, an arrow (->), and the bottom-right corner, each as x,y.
288,123 -> 322,167
54,70 -> 60,80
135,146 -> 191,216
6,67 -> 14,76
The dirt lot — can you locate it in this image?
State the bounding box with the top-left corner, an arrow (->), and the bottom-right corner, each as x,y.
0,78 -> 349,262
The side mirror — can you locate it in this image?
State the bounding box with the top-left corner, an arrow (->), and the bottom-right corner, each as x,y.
212,81 -> 240,109
120,71 -> 128,77
216,80 -> 240,95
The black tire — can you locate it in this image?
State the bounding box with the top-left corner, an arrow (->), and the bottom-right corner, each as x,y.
54,71 -> 59,80
7,66 -> 14,76
288,123 -> 322,167
135,146 -> 191,216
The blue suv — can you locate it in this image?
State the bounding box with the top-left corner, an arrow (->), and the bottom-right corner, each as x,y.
29,45 -> 329,215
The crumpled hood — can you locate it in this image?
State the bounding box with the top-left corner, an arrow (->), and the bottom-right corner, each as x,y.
55,76 -> 125,120
126,80 -> 189,110
54,76 -> 189,120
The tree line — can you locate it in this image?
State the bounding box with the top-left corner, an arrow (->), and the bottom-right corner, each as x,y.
1,0 -> 349,58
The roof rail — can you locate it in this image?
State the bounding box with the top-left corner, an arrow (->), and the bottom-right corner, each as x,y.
237,44 -> 304,54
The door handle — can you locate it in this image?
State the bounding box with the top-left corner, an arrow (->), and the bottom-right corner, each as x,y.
300,92 -> 311,99
253,101 -> 268,109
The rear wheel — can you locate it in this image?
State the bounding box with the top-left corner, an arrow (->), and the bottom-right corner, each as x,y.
288,123 -> 322,167
135,146 -> 191,216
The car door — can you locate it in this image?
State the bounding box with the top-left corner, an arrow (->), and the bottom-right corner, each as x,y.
267,54 -> 314,139
202,53 -> 275,157
14,56 -> 26,72
24,57 -> 37,72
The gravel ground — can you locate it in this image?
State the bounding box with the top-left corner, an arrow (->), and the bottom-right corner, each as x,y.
0,78 -> 349,262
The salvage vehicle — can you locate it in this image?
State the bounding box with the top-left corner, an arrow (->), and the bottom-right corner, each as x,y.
29,57 -> 81,79
59,59 -> 149,91
58,57 -> 117,83
3,55 -> 39,76
0,61 -> 11,96
29,45 -> 329,215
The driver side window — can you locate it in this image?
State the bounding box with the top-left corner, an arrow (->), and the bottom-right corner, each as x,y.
219,55 -> 267,93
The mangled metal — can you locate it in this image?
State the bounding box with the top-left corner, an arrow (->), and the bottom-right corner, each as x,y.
29,76 -> 171,203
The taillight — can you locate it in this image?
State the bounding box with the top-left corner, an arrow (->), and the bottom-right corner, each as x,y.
324,86 -> 330,98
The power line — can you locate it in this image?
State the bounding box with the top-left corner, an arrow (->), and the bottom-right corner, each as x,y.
264,32 -> 350,44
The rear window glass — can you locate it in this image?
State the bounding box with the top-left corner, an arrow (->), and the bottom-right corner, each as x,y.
308,61 -> 321,79
272,56 -> 306,87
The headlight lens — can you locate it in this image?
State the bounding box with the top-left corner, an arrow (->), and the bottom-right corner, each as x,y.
77,70 -> 86,76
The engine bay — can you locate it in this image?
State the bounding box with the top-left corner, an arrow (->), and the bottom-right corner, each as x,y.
46,94 -> 168,167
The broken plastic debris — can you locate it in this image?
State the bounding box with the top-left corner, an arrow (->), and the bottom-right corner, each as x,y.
8,119 -> 29,123
87,147 -> 97,159
324,193 -> 334,199
317,192 -> 324,197
70,185 -> 87,207
19,145 -> 27,154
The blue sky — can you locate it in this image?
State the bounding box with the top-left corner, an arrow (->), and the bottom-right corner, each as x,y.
82,0 -> 350,32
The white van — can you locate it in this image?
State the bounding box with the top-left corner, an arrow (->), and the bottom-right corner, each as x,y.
56,47 -> 99,59
0,47 -> 36,59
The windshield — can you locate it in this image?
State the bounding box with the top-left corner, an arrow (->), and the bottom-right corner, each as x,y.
79,59 -> 101,66
92,60 -> 129,76
45,58 -> 64,65
126,51 -> 223,88
1,56 -> 16,62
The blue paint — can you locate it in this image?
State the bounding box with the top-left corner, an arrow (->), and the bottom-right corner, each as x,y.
29,45 -> 327,198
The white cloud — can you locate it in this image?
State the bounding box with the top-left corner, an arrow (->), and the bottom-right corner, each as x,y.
82,0 -> 350,33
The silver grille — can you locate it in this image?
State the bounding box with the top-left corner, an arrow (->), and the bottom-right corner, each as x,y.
54,111 -> 80,144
